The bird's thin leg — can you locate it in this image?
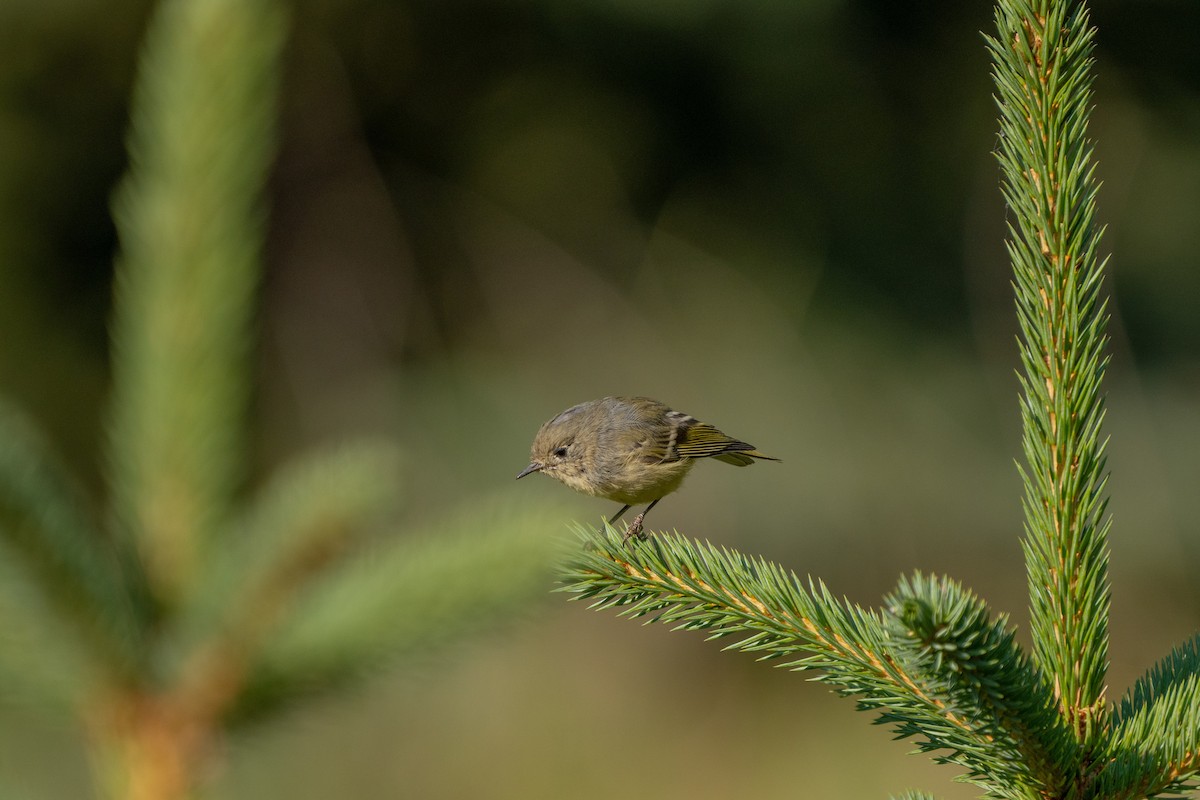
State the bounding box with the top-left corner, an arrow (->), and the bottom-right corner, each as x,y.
602,505 -> 631,535
622,498 -> 661,542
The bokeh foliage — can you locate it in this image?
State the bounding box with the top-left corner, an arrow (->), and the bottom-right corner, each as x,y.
0,0 -> 1198,798
0,1 -> 562,798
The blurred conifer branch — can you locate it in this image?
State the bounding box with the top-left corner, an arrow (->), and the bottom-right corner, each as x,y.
560,1 -> 1200,797
106,0 -> 284,604
0,0 -> 561,798
0,400 -> 142,680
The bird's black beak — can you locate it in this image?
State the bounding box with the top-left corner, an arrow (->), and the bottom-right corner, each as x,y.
516,462 -> 542,480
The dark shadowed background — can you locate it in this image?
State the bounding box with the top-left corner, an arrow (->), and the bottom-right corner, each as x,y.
1,0 -> 1198,796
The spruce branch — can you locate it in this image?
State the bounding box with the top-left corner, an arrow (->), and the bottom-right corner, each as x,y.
0,545 -> 102,712
985,0 -> 1112,741
1093,636 -> 1200,798
562,527 -> 1074,798
164,442 -> 404,677
106,0 -> 287,603
232,500 -> 567,723
4,0 -> 575,794
555,2 -> 1198,798
0,399 -> 143,680
171,443 -> 403,652
886,573 -> 1073,796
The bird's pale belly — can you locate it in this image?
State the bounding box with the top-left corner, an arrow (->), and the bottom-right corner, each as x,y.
573,458 -> 697,505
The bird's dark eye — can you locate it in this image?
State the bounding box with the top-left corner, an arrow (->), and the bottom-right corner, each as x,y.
553,446 -> 569,458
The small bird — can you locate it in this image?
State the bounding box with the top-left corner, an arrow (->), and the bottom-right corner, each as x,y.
516,396 -> 779,540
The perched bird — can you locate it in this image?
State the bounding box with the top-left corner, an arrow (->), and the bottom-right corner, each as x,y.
516,396 -> 779,539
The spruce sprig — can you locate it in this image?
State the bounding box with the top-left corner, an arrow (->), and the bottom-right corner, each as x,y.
106,0 -> 287,605
885,573 -> 1072,795
560,1 -> 1200,797
1095,636 -> 1200,798
986,0 -> 1112,744
565,527 -> 1073,798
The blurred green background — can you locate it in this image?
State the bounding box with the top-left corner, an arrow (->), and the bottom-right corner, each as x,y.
2,0 -> 1199,797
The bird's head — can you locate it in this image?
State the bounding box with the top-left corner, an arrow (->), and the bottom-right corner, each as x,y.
516,403 -> 595,493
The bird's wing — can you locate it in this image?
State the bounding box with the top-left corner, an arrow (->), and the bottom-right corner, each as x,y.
647,412 -> 776,465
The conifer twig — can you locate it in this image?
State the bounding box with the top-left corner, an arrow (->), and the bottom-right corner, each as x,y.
563,526 -> 1070,797
106,0 -> 287,602
986,1 -> 1112,744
